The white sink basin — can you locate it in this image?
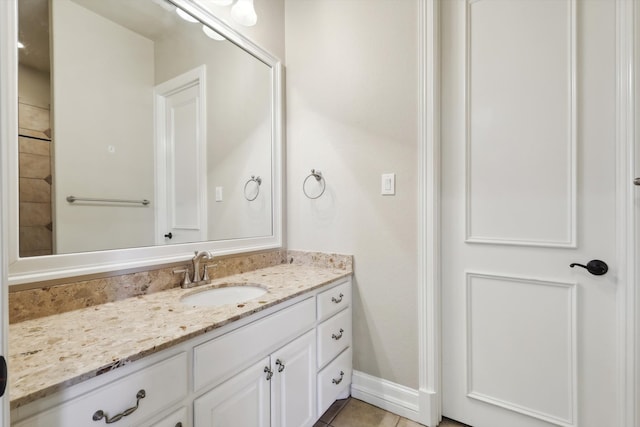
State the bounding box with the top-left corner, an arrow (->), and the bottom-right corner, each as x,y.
181,285 -> 267,307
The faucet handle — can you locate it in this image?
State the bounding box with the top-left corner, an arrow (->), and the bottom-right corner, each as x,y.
173,268 -> 192,288
203,263 -> 218,282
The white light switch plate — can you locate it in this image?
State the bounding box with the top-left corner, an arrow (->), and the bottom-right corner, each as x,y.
381,173 -> 395,195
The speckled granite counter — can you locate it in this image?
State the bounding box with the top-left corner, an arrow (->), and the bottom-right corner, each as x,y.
9,263 -> 352,409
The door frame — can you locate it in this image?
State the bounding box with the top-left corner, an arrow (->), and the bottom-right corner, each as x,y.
418,1 -> 638,426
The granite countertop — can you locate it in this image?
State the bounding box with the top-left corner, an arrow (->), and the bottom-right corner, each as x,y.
9,263 -> 352,409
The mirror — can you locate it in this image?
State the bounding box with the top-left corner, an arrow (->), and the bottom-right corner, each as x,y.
6,0 -> 283,284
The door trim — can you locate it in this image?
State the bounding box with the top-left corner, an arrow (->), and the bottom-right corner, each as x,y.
420,0 -> 638,425
418,0 -> 441,425
616,1 -> 637,426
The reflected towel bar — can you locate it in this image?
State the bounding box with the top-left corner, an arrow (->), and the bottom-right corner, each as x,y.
66,196 -> 150,206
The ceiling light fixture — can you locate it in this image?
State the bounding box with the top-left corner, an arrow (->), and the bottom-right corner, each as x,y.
230,0 -> 257,27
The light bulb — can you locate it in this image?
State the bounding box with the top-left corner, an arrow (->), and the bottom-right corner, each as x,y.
202,25 -> 225,41
230,0 -> 257,27
176,8 -> 199,23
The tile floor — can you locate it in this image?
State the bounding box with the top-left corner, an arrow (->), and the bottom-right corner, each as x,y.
314,398 -> 470,427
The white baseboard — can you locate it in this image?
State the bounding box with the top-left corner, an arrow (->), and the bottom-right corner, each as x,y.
351,370 -> 434,425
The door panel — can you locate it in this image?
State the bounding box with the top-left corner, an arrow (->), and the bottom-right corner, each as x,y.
464,0 -> 575,247
193,357 -> 270,427
271,330 -> 316,427
441,1 -> 618,426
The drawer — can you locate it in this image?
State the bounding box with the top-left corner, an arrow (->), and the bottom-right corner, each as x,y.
14,353 -> 188,427
317,280 -> 351,321
145,407 -> 187,427
317,308 -> 351,368
317,348 -> 352,417
194,297 -> 315,391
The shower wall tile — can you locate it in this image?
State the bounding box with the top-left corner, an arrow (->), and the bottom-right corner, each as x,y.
18,137 -> 50,156
19,202 -> 52,227
19,227 -> 53,253
19,178 -> 51,203
19,153 -> 50,179
18,103 -> 50,134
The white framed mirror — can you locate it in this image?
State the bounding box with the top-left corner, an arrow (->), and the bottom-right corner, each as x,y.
2,0 -> 283,286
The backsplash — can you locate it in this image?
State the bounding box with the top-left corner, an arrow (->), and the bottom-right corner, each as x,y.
9,250 -> 352,323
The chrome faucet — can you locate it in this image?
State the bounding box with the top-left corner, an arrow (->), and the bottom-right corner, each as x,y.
192,250 -> 213,283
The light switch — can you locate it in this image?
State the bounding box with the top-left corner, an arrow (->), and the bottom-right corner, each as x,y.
215,186 -> 223,202
381,173 -> 395,195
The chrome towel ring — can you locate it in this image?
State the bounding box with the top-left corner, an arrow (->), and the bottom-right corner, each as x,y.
303,169 -> 326,199
244,175 -> 262,201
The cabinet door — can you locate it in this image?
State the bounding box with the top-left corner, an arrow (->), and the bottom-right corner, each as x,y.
271,330 -> 316,427
146,407 -> 188,427
194,357 -> 270,427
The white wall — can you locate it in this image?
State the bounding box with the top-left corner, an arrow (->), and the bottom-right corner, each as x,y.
285,0 -> 420,389
51,0 -> 155,253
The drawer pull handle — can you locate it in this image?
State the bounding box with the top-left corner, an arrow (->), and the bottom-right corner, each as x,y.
332,328 -> 344,340
331,293 -> 344,304
276,359 -> 285,372
332,371 -> 345,385
264,366 -> 274,380
92,389 -> 146,424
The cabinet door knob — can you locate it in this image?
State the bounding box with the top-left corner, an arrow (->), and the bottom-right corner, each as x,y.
332,328 -> 344,340
264,366 -> 273,381
275,359 -> 285,372
332,371 -> 345,385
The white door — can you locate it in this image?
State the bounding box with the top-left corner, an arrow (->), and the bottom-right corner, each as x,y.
193,357 -> 271,427
271,331 -> 316,427
441,1 -> 618,427
155,67 -> 207,245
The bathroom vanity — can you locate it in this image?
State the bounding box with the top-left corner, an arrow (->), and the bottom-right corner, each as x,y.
10,265 -> 352,426
4,0 -> 351,424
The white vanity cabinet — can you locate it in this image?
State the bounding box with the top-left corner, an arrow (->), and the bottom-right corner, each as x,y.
145,407 -> 188,427
192,297 -> 317,427
315,280 -> 353,416
11,277 -> 352,427
13,353 -> 189,427
194,330 -> 316,427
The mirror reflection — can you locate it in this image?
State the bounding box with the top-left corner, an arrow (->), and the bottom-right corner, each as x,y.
17,0 -> 273,257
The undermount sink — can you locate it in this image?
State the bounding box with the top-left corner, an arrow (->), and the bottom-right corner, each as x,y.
180,284 -> 267,307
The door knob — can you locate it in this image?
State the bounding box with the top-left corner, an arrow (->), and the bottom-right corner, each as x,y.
164,232 -> 173,239
569,259 -> 608,276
